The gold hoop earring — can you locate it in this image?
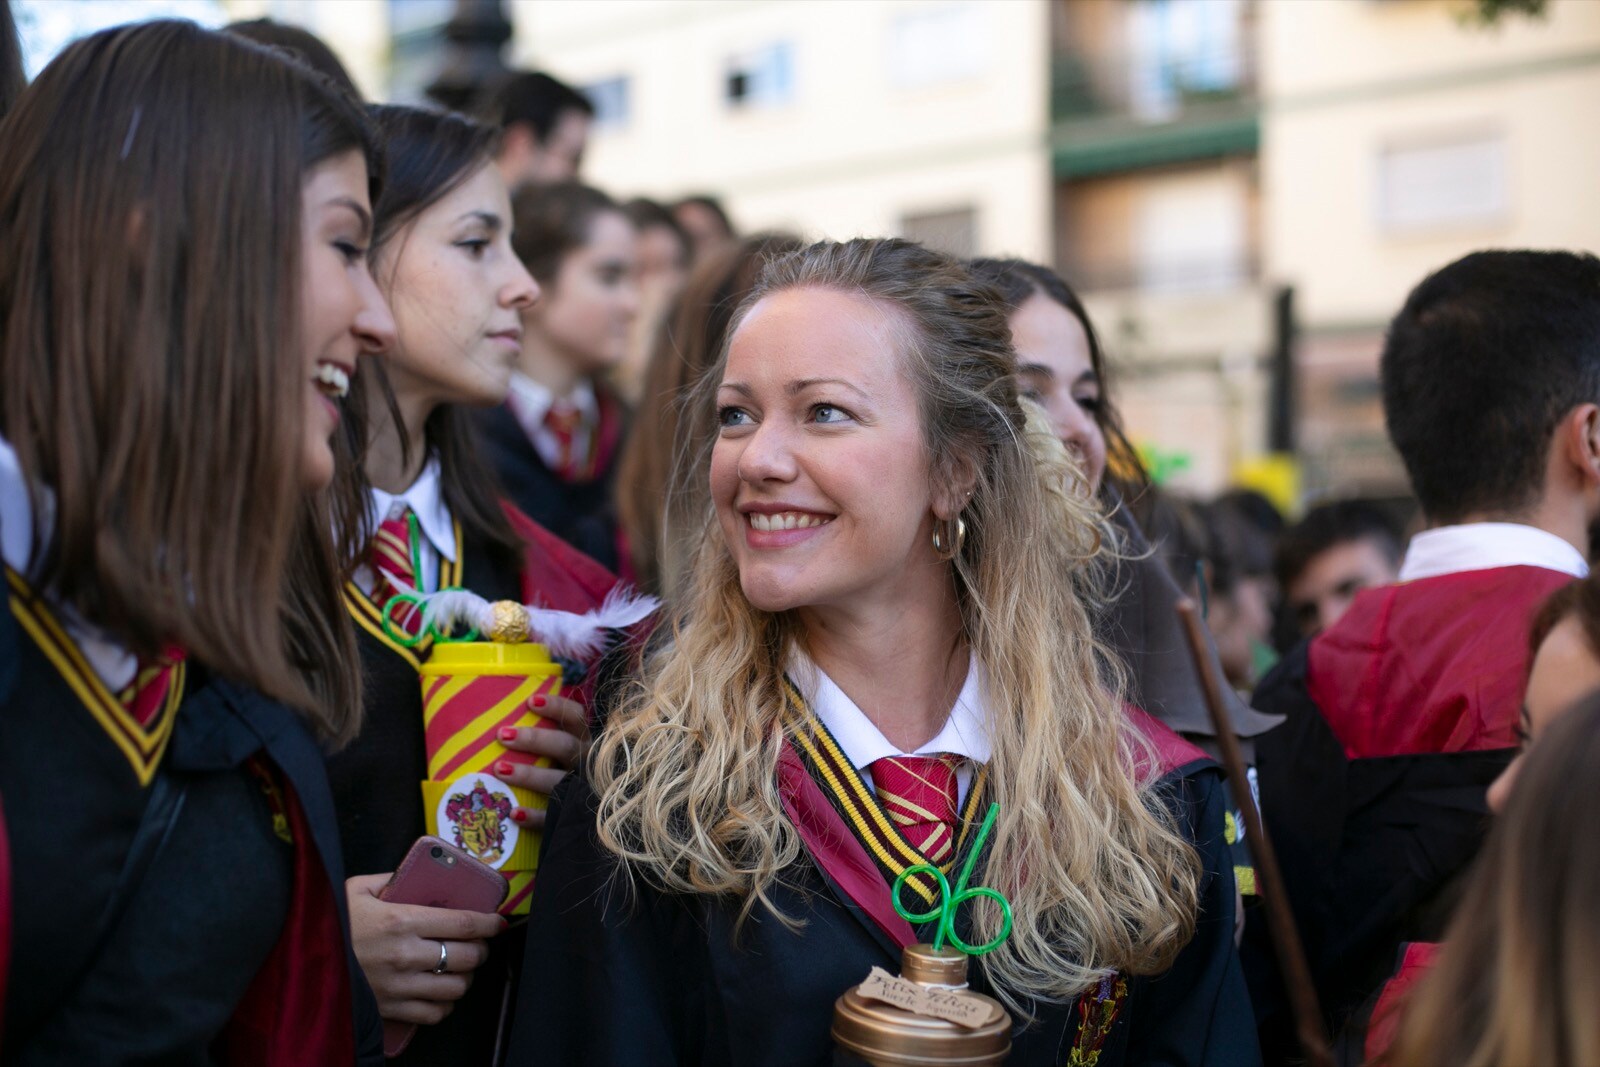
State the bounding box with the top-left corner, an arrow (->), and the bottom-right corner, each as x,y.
932,517 -> 967,561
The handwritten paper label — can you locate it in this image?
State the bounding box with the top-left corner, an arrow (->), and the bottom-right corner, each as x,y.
857,967 -> 996,1030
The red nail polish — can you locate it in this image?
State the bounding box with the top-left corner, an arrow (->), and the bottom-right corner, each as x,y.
511,808 -> 528,823
531,695 -> 547,709
496,760 -> 514,776
498,727 -> 517,742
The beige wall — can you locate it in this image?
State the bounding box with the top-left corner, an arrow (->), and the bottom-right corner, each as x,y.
1262,0 -> 1600,327
508,0 -> 1054,259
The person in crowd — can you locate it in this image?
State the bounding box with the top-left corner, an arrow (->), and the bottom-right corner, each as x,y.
476,181 -> 639,575
966,255 -> 1278,941
1200,493 -> 1280,691
510,239 -> 1258,1065
615,232 -> 803,596
327,104 -> 622,1065
488,71 -> 593,191
1248,250 -> 1600,1056
1360,573 -> 1600,1063
672,193 -> 738,265
612,197 -> 692,404
224,17 -> 360,96
0,22 -> 393,1061
963,258 -> 1274,731
1274,500 -> 1403,644
1386,694 -> 1600,1067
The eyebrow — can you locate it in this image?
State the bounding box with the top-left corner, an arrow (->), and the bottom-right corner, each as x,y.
1017,363 -> 1099,389
788,376 -> 871,400
328,196 -> 372,240
456,210 -> 503,232
717,377 -> 874,401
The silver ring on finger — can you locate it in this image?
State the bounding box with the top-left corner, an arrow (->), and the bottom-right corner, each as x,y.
431,939 -> 449,975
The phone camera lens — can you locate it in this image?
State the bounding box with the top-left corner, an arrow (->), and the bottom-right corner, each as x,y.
430,846 -> 443,859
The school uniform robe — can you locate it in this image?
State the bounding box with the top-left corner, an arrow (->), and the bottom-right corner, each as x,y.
506,692 -> 1259,1067
0,566 -> 381,1065
1247,564 -> 1572,1051
474,388 -> 628,576
327,503 -> 619,1067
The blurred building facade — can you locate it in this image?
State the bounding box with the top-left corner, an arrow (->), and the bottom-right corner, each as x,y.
1050,0 -> 1269,497
506,0 -> 1054,263
1263,0 -> 1600,499
220,0 -> 1600,502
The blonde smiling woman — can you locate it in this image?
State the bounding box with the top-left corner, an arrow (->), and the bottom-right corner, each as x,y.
509,238 -> 1259,1066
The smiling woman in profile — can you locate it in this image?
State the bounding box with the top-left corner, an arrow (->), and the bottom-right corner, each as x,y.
509,238 -> 1259,1066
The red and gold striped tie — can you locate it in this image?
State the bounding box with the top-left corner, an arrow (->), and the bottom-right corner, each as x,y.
543,401 -> 584,483
118,648 -> 184,727
372,509 -> 422,636
869,754 -> 962,865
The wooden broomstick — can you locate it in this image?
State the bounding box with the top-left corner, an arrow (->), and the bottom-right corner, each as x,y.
1175,599 -> 1336,1067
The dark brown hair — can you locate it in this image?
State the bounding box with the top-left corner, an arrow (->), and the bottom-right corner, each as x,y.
965,257 -> 1147,496
224,17 -> 360,97
0,21 -> 373,739
1390,694 -> 1600,1067
339,104 -> 522,568
0,0 -> 23,120
615,232 -> 802,593
1527,574 -> 1600,676
511,180 -> 624,283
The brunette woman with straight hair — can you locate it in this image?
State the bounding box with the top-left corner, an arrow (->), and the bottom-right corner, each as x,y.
329,104 -> 622,1065
475,180 -> 639,575
0,21 -> 393,1063
614,231 -> 802,596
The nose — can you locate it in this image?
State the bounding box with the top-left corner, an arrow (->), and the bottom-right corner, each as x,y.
736,418 -> 798,485
618,275 -> 642,321
353,265 -> 396,355
503,258 -> 540,312
1055,398 -> 1096,457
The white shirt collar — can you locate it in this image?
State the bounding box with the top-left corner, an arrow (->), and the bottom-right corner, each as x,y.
0,434 -> 137,689
367,458 -> 457,563
506,371 -> 597,427
789,647 -> 993,770
1398,522 -> 1589,583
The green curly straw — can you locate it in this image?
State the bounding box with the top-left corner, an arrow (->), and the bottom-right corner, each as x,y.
891,801 -> 1014,955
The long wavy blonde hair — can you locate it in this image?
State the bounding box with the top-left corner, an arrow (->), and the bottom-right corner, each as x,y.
592,238 -> 1200,1013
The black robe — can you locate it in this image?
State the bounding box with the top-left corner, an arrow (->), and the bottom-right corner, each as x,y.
473,390 -> 627,576
327,506 -> 620,1067
507,694 -> 1259,1067
0,566 -> 381,1065
1245,565 -> 1572,1058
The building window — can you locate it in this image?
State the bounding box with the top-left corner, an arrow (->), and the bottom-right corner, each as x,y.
1377,131 -> 1508,234
725,42 -> 794,109
584,76 -> 630,130
902,206 -> 978,259
888,4 -> 989,90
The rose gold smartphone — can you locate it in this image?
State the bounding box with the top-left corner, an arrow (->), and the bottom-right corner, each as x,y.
377,835 -> 509,1057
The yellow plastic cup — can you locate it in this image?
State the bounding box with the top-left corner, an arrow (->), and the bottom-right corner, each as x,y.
418,642 -> 562,915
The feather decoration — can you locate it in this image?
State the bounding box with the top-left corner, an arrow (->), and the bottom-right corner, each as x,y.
393,580 -> 659,661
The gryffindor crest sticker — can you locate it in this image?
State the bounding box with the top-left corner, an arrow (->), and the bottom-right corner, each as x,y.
436,772 -> 518,868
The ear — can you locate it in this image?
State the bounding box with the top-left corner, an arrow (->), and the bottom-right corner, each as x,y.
498,124 -> 537,168
930,452 -> 980,521
1560,403 -> 1600,490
